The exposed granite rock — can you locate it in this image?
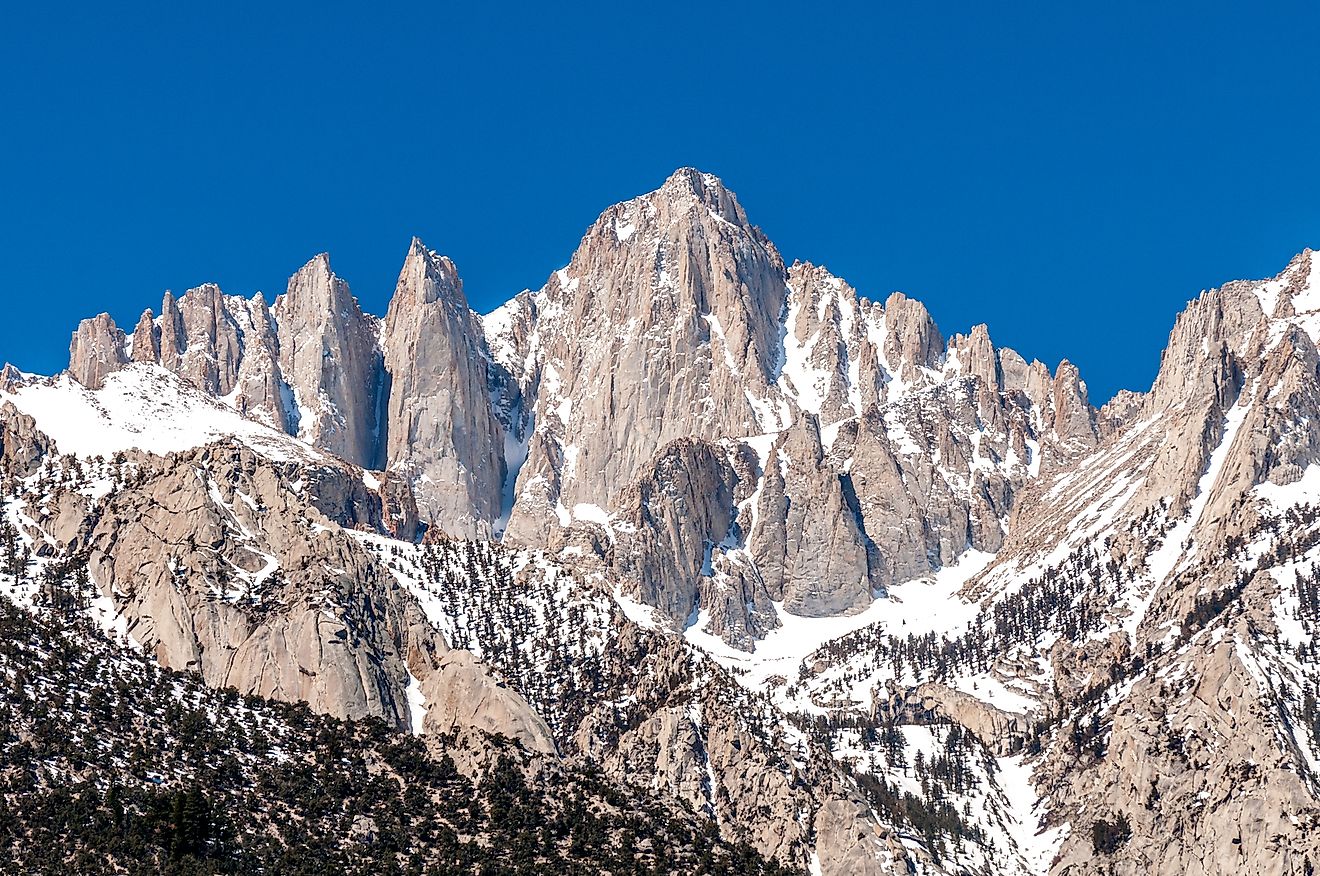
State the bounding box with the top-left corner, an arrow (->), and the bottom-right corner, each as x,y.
68,313 -> 127,390
75,441 -> 432,726
750,416 -> 873,617
505,168 -> 788,541
0,401 -> 54,480
875,680 -> 1030,756
421,647 -> 557,756
1044,583 -> 1320,876
129,308 -> 159,363
568,628 -> 917,874
610,438 -> 739,627
274,254 -> 384,467
881,290 -> 945,389
382,238 -> 505,538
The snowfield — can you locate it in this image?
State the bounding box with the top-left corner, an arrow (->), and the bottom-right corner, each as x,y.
1,364 -> 321,462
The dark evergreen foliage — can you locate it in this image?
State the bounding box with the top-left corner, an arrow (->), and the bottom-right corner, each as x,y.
1090,813 -> 1131,855
0,592 -> 794,875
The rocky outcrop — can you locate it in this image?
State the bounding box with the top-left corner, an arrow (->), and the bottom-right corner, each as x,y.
274,254 -> 384,468
1050,360 -> 1099,451
610,438 -> 740,626
166,284 -> 246,396
68,264 -> 384,467
157,290 -> 185,372
875,680 -> 1030,756
504,168 -> 789,542
376,469 -> 421,542
750,416 -> 874,617
74,441 -> 433,726
813,797 -> 907,876
382,238 -> 505,538
881,290 -> 945,387
1042,583 -> 1320,876
129,309 -> 159,363
74,287 -> 295,433
567,628 -> 917,874
0,401 -> 53,478
68,313 -> 127,390
421,648 -> 557,755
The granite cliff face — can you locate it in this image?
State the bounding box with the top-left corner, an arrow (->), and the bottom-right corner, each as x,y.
486,170 -> 1097,644
65,169 -> 1093,642
382,238 -> 506,539
273,254 -> 384,467
68,311 -> 128,390
36,172 -> 1320,875
500,168 -> 789,541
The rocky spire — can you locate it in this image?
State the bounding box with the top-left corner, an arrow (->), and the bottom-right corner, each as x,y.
158,290 -> 186,373
750,416 -> 874,617
130,308 -> 160,363
68,312 -> 128,389
273,253 -> 384,468
381,238 -> 505,538
1050,359 -> 1098,448
172,283 -> 244,394
948,323 -> 999,392
784,262 -> 875,423
881,291 -> 944,386
228,293 -> 291,431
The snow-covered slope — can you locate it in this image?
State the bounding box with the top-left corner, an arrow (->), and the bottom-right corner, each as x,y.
1,363 -> 323,462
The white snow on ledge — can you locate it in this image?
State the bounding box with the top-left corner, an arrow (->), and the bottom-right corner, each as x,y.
0,365 -> 322,462
1254,462 -> 1320,509
612,585 -> 661,629
405,669 -> 427,735
683,550 -> 995,693
996,753 -> 1068,875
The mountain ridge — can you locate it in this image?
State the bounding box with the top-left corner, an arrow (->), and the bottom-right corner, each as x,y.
6,167 -> 1320,874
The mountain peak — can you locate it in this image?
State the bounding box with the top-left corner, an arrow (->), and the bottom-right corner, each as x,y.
660,165 -> 724,193
653,167 -> 749,227
295,251 -> 333,277
407,235 -> 433,260
396,237 -> 463,306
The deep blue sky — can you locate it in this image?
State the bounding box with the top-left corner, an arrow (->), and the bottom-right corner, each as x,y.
3,2 -> 1318,402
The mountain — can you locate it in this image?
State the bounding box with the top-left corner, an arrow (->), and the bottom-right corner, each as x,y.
12,168 -> 1320,874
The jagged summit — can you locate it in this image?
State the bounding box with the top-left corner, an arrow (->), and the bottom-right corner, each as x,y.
396,235 -> 466,307
653,166 -> 751,226
383,232 -> 503,538
28,173 -> 1320,875
62,173 -> 1099,569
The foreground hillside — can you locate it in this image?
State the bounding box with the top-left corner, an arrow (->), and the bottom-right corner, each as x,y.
0,588 -> 787,875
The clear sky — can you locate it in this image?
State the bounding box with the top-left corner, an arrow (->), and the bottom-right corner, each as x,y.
3,2 -> 1318,402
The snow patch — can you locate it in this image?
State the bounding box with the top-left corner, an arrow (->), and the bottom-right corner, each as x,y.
996,754 -> 1068,875
1,365 -> 320,463
684,550 -> 995,701
405,669 -> 427,735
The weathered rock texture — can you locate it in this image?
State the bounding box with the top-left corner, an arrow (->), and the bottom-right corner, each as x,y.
382,238 -> 505,538
64,170 -> 1101,646
956,248 -> 1320,874
83,443 -> 430,724
274,255 -> 384,467
68,312 -> 128,390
